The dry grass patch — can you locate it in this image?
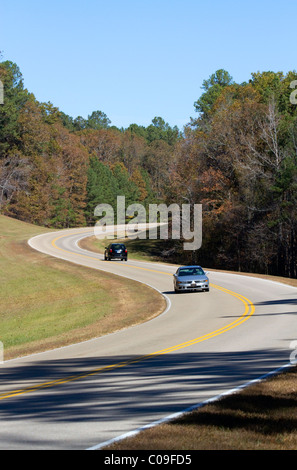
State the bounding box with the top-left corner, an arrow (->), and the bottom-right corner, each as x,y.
106,366 -> 297,450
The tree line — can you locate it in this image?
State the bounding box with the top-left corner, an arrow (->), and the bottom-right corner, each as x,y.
1,60 -> 297,277
0,60 -> 179,227
169,69 -> 297,277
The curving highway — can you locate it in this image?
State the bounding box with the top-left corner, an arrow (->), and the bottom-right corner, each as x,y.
0,226 -> 296,449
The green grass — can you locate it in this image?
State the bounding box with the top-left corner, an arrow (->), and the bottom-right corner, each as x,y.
0,215 -> 165,359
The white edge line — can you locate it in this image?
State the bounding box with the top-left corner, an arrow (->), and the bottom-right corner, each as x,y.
86,361 -> 294,451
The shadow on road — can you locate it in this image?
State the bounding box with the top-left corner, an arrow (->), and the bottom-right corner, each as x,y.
0,348 -> 293,424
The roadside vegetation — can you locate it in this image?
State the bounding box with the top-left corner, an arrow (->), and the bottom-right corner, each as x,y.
0,215 -> 165,360
105,365 -> 297,450
81,233 -> 297,288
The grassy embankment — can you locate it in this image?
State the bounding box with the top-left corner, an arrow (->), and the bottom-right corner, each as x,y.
2,216 -> 297,449
82,234 -> 297,451
0,215 -> 165,360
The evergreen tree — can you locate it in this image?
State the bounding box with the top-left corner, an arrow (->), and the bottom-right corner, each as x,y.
86,157 -> 120,223
112,162 -> 141,207
193,69 -> 233,117
0,60 -> 30,156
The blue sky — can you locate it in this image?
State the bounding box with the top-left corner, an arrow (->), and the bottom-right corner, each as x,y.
0,0 -> 295,129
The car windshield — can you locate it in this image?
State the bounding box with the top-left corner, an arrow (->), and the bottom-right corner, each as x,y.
178,267 -> 204,276
111,244 -> 125,249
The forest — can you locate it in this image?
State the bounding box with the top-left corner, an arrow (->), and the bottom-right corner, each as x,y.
1,60 -> 297,278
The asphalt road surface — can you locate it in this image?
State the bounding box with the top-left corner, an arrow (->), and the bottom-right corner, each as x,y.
0,226 -> 296,450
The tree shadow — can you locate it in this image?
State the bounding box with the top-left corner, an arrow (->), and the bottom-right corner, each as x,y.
252,296 -> 297,317
255,298 -> 297,306
173,371 -> 297,436
0,348 -> 294,430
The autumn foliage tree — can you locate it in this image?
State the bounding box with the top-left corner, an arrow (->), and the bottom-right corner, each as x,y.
1,59 -> 297,278
169,69 -> 297,276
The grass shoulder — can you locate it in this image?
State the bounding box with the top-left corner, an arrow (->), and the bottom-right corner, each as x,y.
105,365 -> 297,450
0,215 -> 165,360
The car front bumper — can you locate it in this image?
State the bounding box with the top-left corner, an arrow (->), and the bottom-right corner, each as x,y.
175,282 -> 209,291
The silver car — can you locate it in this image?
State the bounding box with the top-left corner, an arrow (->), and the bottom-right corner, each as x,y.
173,266 -> 209,293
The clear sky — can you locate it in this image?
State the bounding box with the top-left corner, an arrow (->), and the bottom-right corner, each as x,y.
0,0 -> 295,129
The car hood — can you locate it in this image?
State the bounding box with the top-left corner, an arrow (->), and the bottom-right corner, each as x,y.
177,274 -> 208,282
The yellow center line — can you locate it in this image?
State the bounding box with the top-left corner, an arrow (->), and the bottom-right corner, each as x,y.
0,231 -> 255,401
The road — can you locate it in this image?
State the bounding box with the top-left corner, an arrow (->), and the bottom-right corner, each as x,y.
0,226 -> 296,450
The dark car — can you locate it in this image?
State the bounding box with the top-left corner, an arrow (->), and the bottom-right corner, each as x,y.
173,265 -> 209,292
104,243 -> 128,261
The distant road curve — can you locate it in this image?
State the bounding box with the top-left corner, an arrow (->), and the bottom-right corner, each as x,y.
0,226 -> 296,450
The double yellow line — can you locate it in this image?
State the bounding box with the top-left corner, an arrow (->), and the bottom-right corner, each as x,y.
0,232 -> 255,401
